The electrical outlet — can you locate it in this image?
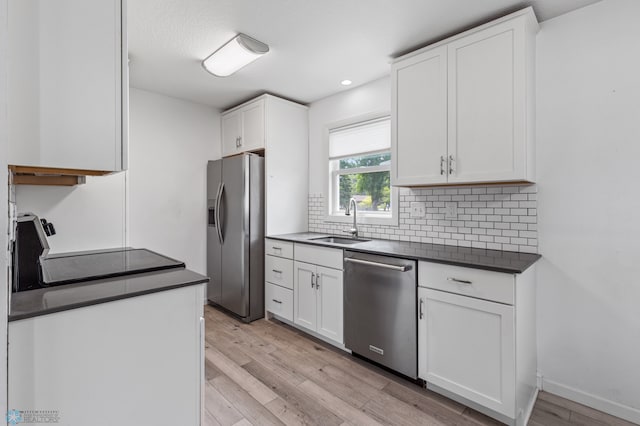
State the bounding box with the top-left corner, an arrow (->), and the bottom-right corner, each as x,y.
410,202 -> 425,218
445,202 -> 458,219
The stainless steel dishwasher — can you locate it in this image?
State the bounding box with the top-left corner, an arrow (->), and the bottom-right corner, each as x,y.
344,250 -> 417,379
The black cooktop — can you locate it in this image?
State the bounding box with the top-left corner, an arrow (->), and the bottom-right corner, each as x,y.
40,248 -> 185,286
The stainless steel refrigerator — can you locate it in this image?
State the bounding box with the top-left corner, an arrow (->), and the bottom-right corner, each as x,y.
207,153 -> 264,322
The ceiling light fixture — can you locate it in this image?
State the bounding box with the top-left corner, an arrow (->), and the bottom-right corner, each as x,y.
202,33 -> 269,77
341,80 -> 352,86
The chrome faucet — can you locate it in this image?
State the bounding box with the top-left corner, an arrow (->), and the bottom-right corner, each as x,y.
344,197 -> 358,238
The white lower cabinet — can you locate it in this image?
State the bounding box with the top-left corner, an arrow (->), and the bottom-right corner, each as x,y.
293,261 -> 344,344
293,261 -> 317,330
264,241 -> 295,322
419,288 -> 515,415
265,282 -> 293,321
264,241 -> 344,347
9,284 -> 205,426
418,261 -> 537,426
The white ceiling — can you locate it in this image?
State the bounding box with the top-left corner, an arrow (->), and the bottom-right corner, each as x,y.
128,0 -> 600,110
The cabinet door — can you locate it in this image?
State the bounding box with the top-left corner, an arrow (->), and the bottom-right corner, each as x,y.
391,46 -> 448,186
315,266 -> 343,344
8,0 -> 125,171
423,288 -> 515,417
447,21 -> 526,183
293,261 -> 317,331
240,100 -> 265,152
221,111 -> 241,157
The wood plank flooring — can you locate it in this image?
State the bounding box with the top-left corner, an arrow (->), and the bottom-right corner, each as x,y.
203,305 -> 637,426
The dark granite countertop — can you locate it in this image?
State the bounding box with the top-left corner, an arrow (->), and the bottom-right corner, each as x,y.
267,233 -> 540,274
10,268 -> 209,322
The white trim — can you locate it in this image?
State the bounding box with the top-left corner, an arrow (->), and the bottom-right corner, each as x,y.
329,148 -> 389,161
541,378 -> 640,425
328,115 -> 390,134
324,111 -> 390,134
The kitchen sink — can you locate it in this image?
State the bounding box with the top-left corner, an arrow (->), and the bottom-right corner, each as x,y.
310,236 -> 370,245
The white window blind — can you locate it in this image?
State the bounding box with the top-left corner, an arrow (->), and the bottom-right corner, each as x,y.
329,117 -> 391,159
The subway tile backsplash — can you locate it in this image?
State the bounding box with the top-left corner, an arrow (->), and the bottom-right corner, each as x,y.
308,184 -> 538,254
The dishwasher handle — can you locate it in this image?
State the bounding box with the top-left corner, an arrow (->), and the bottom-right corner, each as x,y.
344,257 -> 411,272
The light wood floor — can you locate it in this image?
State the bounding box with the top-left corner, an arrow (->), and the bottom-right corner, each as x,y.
203,305 -> 636,426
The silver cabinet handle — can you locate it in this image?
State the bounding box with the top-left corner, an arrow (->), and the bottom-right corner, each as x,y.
235,136 -> 239,147
440,156 -> 445,175
447,277 -> 472,285
419,298 -> 424,320
449,155 -> 455,175
316,274 -> 321,290
238,136 -> 242,147
272,299 -> 282,304
272,246 -> 282,252
311,272 -> 315,288
272,269 -> 283,274
344,257 -> 411,272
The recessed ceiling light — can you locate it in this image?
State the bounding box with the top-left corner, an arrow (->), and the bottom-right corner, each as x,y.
341,80 -> 352,86
202,33 -> 269,77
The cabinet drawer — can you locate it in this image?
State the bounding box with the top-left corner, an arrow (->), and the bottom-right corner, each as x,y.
418,261 -> 514,305
294,243 -> 343,270
265,255 -> 293,290
265,239 -> 294,259
265,283 -> 293,321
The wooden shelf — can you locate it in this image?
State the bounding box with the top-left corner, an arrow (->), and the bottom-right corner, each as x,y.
9,165 -> 112,186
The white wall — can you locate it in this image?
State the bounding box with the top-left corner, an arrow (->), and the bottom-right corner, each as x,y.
15,174 -> 127,253
537,0 -> 640,422
308,77 -> 390,195
128,88 -> 219,275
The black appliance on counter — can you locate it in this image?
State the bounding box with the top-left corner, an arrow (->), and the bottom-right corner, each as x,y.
13,214 -> 50,292
12,213 -> 186,293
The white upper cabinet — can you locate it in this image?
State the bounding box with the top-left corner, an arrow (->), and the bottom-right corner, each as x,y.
7,0 -> 128,172
392,8 -> 538,186
240,100 -> 266,152
392,46 -> 448,186
222,95 -> 308,236
221,110 -> 242,157
221,98 -> 265,157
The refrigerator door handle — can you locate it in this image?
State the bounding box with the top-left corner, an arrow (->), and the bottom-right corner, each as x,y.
215,182 -> 224,244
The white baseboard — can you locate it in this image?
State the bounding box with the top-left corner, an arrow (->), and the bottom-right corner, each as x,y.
542,378 -> 640,425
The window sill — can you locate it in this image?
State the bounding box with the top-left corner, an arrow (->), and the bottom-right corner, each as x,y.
325,213 -> 398,227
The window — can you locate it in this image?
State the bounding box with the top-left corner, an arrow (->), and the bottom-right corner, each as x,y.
328,116 -> 395,222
